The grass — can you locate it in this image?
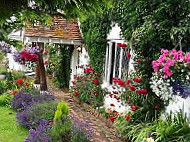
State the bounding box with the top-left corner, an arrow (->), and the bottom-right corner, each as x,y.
0,65 -> 7,74
0,107 -> 28,142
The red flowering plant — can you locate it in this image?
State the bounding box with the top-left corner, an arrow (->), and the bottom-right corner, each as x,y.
110,73 -> 163,123
71,65 -> 106,107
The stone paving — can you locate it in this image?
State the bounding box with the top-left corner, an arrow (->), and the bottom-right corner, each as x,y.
47,79 -> 122,142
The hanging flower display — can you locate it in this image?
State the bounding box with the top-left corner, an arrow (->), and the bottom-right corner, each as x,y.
13,46 -> 39,71
13,46 -> 39,63
151,49 -> 190,99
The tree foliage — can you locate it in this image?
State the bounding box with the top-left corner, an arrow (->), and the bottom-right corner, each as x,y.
111,0 -> 190,92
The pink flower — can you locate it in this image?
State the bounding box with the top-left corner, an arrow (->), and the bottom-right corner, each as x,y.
152,61 -> 160,71
184,53 -> 190,63
158,55 -> 166,63
161,49 -> 169,56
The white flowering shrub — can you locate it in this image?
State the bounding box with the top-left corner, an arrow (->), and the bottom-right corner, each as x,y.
150,72 -> 173,101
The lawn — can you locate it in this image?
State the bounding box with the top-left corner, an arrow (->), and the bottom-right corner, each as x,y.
0,65 -> 7,74
0,107 -> 28,142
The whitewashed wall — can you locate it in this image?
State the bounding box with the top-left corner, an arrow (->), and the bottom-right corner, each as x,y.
163,96 -> 190,121
7,47 -> 27,71
70,46 -> 90,86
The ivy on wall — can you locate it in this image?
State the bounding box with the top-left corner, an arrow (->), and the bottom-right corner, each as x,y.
47,44 -> 74,89
80,11 -> 112,72
112,0 -> 190,90
56,44 -> 74,88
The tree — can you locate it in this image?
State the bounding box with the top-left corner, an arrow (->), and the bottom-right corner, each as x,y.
0,0 -> 112,91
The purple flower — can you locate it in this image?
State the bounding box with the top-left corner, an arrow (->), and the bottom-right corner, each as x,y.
172,80 -> 190,98
24,120 -> 51,142
13,51 -> 22,62
70,115 -> 94,140
0,41 -> 12,53
28,46 -> 40,54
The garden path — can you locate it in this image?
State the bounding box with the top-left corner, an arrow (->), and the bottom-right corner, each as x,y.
47,78 -> 122,142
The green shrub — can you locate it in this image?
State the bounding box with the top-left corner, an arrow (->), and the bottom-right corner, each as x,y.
54,101 -> 69,120
27,101 -> 57,128
51,101 -> 71,142
50,117 -> 72,142
0,94 -> 13,107
115,112 -> 190,142
0,80 -> 8,94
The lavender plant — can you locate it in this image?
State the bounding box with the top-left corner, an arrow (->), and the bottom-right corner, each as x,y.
0,41 -> 12,53
70,115 -> 93,141
24,120 -> 51,142
12,91 -> 33,111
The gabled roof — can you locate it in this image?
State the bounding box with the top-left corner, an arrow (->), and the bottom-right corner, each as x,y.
24,17 -> 82,41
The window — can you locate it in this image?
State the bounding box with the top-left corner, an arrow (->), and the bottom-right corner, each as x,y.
104,41 -> 130,86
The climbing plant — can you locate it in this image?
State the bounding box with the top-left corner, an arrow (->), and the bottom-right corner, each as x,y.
48,44 -> 74,89
80,10 -> 112,72
112,0 -> 190,90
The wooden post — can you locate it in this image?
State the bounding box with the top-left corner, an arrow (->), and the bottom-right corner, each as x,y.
34,61 -> 40,84
33,42 -> 40,84
38,42 -> 47,91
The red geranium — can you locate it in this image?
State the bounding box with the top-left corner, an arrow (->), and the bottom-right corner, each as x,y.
126,52 -> 131,58
74,91 -> 79,97
130,86 -> 136,91
131,105 -> 138,111
137,59 -> 141,63
30,54 -> 38,61
71,81 -> 76,86
117,79 -> 125,86
114,111 -> 119,117
126,79 -> 131,85
136,89 -> 148,95
109,116 -> 115,123
133,78 -> 142,83
110,103 -> 115,107
44,61 -> 48,66
84,67 -> 94,74
93,78 -> 99,85
117,43 -> 127,49
109,94 -> 113,98
125,115 -> 131,121
25,82 -> 30,87
18,79 -> 23,85
94,91 -> 99,96
44,49 -> 49,55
